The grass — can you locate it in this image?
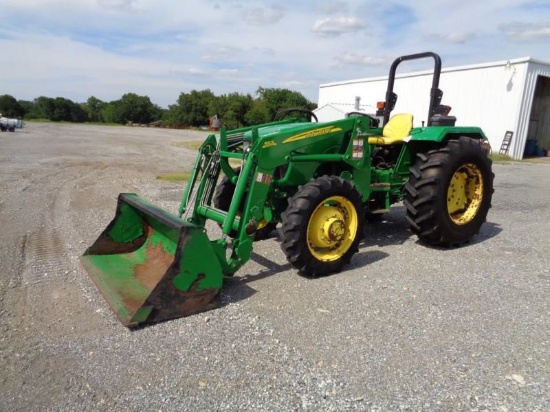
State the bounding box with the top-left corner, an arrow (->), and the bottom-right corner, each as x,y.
489,153 -> 516,163
24,119 -> 126,126
172,140 -> 204,150
159,139 -> 246,184
489,152 -> 550,164
156,171 -> 192,183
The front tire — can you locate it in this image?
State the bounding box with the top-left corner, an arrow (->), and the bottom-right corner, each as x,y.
404,136 -> 494,246
280,176 -> 364,276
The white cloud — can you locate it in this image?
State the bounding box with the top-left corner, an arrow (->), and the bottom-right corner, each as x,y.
312,17 -> 365,37
316,1 -> 349,14
242,6 -> 285,25
219,69 -> 240,76
97,0 -> 138,11
337,53 -> 392,67
0,1 -> 549,107
177,68 -> 211,77
202,45 -> 243,62
250,47 -> 275,56
499,20 -> 550,42
427,32 -> 476,44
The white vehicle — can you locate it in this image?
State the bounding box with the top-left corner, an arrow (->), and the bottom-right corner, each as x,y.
0,113 -> 23,132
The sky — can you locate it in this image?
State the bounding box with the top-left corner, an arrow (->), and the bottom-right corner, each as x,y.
1,0 -> 549,107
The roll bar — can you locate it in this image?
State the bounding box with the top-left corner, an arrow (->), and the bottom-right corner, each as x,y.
381,52 -> 443,126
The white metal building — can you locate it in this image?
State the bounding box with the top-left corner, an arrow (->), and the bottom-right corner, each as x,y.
316,57 -> 550,159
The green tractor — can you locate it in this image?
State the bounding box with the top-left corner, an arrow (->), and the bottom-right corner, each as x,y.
81,52 -> 494,327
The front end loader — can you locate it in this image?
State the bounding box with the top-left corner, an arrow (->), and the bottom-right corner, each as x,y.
82,111 -> 375,327
82,52 -> 494,327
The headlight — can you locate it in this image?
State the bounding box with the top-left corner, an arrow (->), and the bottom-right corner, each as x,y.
242,139 -> 250,152
480,140 -> 492,156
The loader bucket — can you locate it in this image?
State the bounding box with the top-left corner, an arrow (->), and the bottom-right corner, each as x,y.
81,193 -> 223,327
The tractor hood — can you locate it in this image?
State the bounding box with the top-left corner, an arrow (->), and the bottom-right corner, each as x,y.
244,122 -> 319,141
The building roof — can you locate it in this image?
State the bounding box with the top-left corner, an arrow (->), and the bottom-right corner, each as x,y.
320,56 -> 550,88
313,103 -> 376,114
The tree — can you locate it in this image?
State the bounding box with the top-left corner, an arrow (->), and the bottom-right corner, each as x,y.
223,92 -> 253,128
165,89 -> 216,127
254,87 -> 315,120
0,95 -> 25,118
34,96 -> 56,120
207,92 -> 254,128
18,100 -> 39,119
33,97 -> 87,122
4,87 -> 315,126
117,93 -> 156,124
245,99 -> 270,125
70,101 -> 88,122
84,96 -> 106,122
100,102 -> 122,124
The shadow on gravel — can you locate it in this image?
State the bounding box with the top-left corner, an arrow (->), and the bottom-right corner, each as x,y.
349,249 -> 390,269
361,205 -> 413,247
219,208 -> 503,306
220,279 -> 258,306
243,252 -> 293,283
360,205 -> 502,250
220,251 -> 293,305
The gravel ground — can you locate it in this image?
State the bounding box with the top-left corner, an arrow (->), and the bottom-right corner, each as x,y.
0,123 -> 548,411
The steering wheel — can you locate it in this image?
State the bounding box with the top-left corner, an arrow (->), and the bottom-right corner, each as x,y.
346,112 -> 379,127
274,107 -> 318,122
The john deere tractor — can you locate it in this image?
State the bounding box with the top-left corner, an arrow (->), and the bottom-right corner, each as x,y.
82,52 -> 494,327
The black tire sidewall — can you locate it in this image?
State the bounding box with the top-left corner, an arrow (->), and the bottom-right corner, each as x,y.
281,176 -> 364,276
409,137 -> 493,244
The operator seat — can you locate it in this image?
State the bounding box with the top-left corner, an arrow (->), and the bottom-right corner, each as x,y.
368,113 -> 413,145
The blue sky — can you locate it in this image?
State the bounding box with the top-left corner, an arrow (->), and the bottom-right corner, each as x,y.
1,0 -> 549,107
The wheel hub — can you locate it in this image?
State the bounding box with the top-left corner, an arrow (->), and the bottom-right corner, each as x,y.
306,196 -> 358,262
324,218 -> 345,242
309,206 -> 344,248
447,163 -> 484,225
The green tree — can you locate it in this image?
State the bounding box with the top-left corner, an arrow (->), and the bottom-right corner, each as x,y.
70,101 -> 88,122
100,102 -> 122,124
84,96 -> 106,122
224,93 -> 253,128
18,100 -> 39,119
255,87 -> 316,120
207,94 -> 229,124
117,93 -> 156,124
245,99 -> 270,125
51,97 -> 71,121
0,95 -> 25,118
34,96 -> 56,119
41,97 -> 86,122
165,89 -> 216,127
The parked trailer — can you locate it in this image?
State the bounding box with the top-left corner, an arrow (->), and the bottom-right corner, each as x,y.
0,116 -> 23,132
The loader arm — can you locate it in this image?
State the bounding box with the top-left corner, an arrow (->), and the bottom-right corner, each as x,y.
81,114 -> 373,327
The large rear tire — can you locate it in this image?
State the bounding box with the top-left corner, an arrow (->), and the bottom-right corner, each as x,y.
404,136 -> 494,246
280,176 -> 364,276
212,168 -> 277,240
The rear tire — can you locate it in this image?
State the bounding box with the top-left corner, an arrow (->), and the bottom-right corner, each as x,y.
404,136 -> 494,246
212,168 -> 277,240
280,176 -> 364,276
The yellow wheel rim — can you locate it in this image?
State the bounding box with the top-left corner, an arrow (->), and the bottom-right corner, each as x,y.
447,163 -> 484,225
306,196 -> 358,262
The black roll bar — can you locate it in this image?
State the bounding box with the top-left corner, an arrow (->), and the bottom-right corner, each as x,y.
382,52 -> 443,126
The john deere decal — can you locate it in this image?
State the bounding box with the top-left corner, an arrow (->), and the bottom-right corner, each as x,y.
283,126 -> 343,144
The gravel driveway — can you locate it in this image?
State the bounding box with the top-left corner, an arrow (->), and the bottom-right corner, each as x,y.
1,123 -> 548,411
